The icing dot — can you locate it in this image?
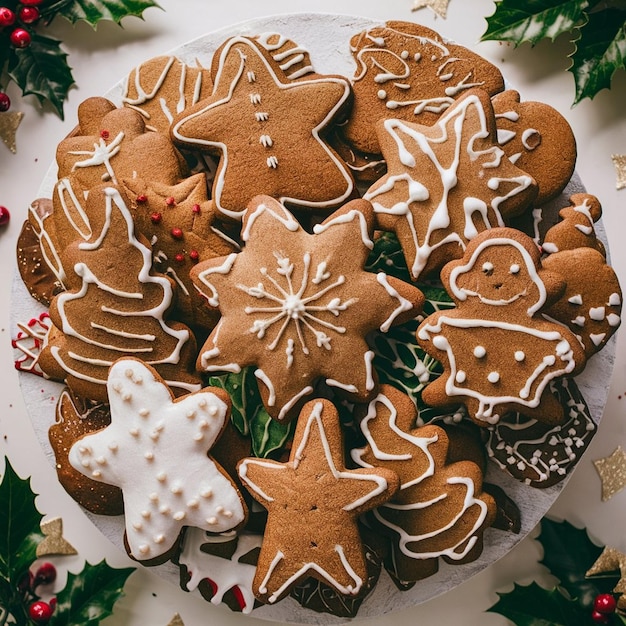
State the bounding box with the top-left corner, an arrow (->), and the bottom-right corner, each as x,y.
139,408 -> 149,417
144,451 -> 154,461
156,471 -> 167,482
138,544 -> 150,555
188,499 -> 199,508
173,511 -> 186,521
186,410 -> 196,419
209,405 -> 218,417
154,534 -> 165,544
487,371 -> 500,384
81,460 -> 91,468
165,196 -> 176,207
206,517 -> 218,525
482,262 -> 494,274
433,335 -> 448,349
159,505 -> 171,514
171,484 -> 182,495
125,368 -> 134,378
193,432 -> 204,442
414,52 -> 421,62
129,427 -> 139,437
455,370 -> 467,383
514,351 -> 525,362
91,470 -> 101,478
474,345 -> 487,358
201,488 -> 213,498
222,510 -> 234,519
216,506 -> 224,514
141,510 -> 151,519
112,383 -> 122,393
132,522 -> 143,531
95,456 -> 107,465
198,399 -> 207,409
400,50 -> 409,59
510,264 -> 520,274
377,89 -> 387,100
108,442 -> 118,452
149,493 -> 159,502
122,392 -> 132,401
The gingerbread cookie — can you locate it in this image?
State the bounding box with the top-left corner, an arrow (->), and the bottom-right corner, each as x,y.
492,90 -> 576,205
486,377 -> 596,488
191,195 -> 424,422
37,185 -> 200,402
49,389 -> 124,515
122,55 -> 213,135
351,385 -> 495,584
69,357 -> 247,563
417,227 -> 587,425
171,36 -> 355,220
237,398 -> 399,604
365,89 -> 538,280
343,21 -> 505,156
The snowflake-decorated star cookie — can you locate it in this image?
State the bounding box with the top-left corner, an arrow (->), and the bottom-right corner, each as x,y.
417,227 -> 587,426
191,195 -> 424,422
365,89 -> 538,281
237,398 -> 399,604
69,357 -> 247,563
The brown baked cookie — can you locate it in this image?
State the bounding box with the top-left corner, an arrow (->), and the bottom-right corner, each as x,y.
17,198 -> 62,306
49,388 -> 124,515
68,357 -> 247,564
542,247 -> 621,357
57,97 -> 188,195
541,193 -> 605,255
417,227 -> 587,426
351,385 -> 496,585
122,173 -> 237,332
328,124 -> 387,184
237,398 -> 399,605
365,89 -> 538,280
492,90 -> 576,205
486,377 -> 596,488
191,195 -> 424,422
38,185 -> 201,403
171,36 -> 355,221
343,21 -> 505,156
122,55 -> 213,135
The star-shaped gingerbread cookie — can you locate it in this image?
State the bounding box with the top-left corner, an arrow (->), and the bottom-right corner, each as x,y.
171,37 -> 355,220
191,195 -> 424,422
237,398 -> 399,604
365,88 -> 538,281
69,357 -> 247,562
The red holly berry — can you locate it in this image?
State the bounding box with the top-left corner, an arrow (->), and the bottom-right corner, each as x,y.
189,249 -> 200,262
28,600 -> 53,624
100,129 -> 110,140
174,252 -> 185,263
33,562 -> 57,586
591,609 -> 612,625
18,5 -> 39,24
0,92 -> 10,112
136,194 -> 147,203
191,203 -> 201,214
0,206 -> 10,226
150,212 -> 162,224
594,594 -> 617,614
165,196 -> 176,207
20,0 -> 43,5
10,27 -> 31,48
171,227 -> 183,239
0,7 -> 16,26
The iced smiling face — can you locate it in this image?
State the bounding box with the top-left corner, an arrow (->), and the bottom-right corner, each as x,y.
448,236 -> 546,316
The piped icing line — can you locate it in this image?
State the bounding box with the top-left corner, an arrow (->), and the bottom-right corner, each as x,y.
56,177 -> 93,242
28,201 -> 66,287
312,209 -> 374,250
68,132 -> 125,184
68,358 -> 245,560
171,37 -> 354,219
241,199 -> 300,242
179,528 -> 260,614
199,320 -> 241,373
194,253 -> 238,307
122,56 -> 176,107
376,273 -> 414,332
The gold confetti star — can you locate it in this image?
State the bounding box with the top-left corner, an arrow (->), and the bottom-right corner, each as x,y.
587,547 -> 626,611
0,110 -> 24,154
36,517 -> 77,557
167,614 -> 185,626
412,0 -> 450,18
612,154 -> 626,190
593,446 -> 626,501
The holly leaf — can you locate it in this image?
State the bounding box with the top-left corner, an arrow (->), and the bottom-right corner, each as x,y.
569,7 -> 626,103
538,517 -> 619,608
487,581 -> 588,625
481,0 -> 590,46
0,458 -> 44,585
43,0 -> 160,27
8,33 -> 74,119
248,403 -> 294,459
50,560 -> 134,626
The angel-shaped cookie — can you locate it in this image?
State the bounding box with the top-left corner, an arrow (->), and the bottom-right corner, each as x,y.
417,227 -> 587,425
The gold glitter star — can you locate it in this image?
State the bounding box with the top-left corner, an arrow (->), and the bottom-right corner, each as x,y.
166,615 -> 185,626
0,110 -> 24,154
593,446 -> 626,501
36,517 -> 77,558
612,154 -> 626,190
412,0 -> 450,18
587,547 -> 626,611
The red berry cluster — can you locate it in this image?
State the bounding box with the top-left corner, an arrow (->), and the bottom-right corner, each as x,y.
17,561 -> 57,624
592,593 -> 618,624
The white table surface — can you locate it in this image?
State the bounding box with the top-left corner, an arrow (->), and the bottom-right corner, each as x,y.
1,1 -> 626,624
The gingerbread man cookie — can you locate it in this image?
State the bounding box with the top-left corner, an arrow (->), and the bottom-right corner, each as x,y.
237,398 -> 399,604
69,357 -> 247,563
171,36 -> 355,220
365,89 -> 538,280
191,195 -> 424,422
417,227 -> 587,425
352,385 -> 495,584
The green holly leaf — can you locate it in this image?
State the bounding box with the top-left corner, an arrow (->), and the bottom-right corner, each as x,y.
487,581 -> 588,625
570,7 -> 626,103
481,0 -> 590,46
538,517 -> 619,608
249,405 -> 295,459
42,0 -> 160,27
50,560 -> 134,626
366,231 -> 414,284
0,458 -> 44,586
8,33 -> 74,119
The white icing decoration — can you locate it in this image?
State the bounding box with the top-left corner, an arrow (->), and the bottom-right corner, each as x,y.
589,306 -> 605,321
473,345 -> 486,358
609,293 -> 621,306
607,313 -> 621,327
590,333 -> 606,346
521,128 -> 541,150
568,294 -> 583,305
69,132 -> 125,184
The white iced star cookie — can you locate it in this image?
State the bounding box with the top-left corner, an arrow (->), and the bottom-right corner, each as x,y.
68,357 -> 247,562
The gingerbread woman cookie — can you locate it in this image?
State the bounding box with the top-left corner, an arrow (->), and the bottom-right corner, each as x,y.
191,195 -> 424,422
237,398 -> 399,604
417,227 -> 587,425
